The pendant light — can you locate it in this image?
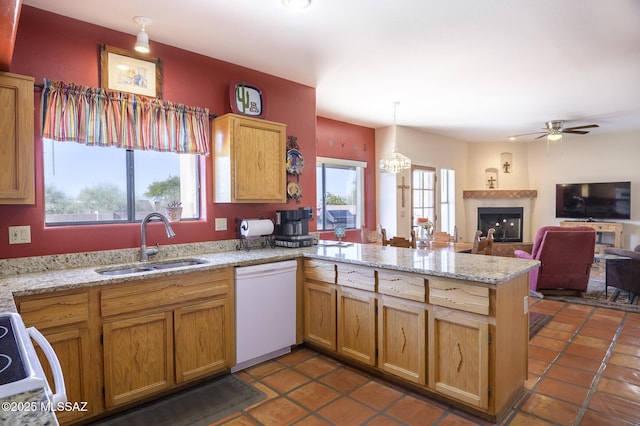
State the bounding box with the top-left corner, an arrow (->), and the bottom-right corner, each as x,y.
379,102 -> 411,174
134,16 -> 151,53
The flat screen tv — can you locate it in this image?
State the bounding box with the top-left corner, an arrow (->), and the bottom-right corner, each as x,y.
556,181 -> 631,220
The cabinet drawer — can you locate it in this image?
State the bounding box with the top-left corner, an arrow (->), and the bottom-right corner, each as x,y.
337,263 -> 375,291
18,290 -> 89,328
101,269 -> 232,317
378,270 -> 426,302
428,280 -> 489,315
304,259 -> 336,283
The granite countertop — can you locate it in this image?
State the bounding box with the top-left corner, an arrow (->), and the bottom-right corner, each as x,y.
0,241 -> 539,313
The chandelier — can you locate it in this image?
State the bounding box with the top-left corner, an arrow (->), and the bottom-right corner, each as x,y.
379,102 -> 411,174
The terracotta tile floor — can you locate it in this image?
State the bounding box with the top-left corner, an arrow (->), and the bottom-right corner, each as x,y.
213,299 -> 640,425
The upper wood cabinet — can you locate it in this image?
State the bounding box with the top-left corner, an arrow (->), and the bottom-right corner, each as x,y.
0,72 -> 34,204
213,113 -> 286,203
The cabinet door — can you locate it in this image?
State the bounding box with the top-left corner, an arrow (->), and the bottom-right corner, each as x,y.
378,297 -> 426,385
103,311 -> 174,408
337,287 -> 376,366
0,72 -> 34,204
174,298 -> 232,383
428,308 -> 489,409
35,328 -> 93,424
304,281 -> 337,351
232,117 -> 286,202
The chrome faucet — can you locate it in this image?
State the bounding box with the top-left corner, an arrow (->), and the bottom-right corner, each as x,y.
140,213 -> 176,261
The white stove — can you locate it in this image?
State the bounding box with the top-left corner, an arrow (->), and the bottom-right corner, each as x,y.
0,313 -> 66,418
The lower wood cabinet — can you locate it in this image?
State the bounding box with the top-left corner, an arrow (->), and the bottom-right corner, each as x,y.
303,281 -> 337,351
337,287 -> 376,366
103,311 -> 174,407
174,298 -> 233,383
428,308 -> 489,410
378,296 -> 426,385
17,268 -> 235,424
16,290 -> 95,425
101,269 -> 234,409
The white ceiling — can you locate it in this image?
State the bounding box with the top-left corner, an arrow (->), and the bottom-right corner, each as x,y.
22,0 -> 640,142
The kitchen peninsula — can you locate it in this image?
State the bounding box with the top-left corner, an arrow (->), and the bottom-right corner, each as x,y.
0,242 -> 539,424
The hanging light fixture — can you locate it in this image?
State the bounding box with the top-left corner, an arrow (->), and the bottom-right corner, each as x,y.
134,16 -> 151,53
379,102 -> 411,174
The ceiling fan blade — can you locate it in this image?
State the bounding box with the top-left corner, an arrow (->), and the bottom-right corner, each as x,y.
534,134 -> 548,140
563,124 -> 599,131
512,131 -> 547,138
562,130 -> 590,135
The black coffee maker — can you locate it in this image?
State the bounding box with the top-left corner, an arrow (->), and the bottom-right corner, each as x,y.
274,207 -> 314,248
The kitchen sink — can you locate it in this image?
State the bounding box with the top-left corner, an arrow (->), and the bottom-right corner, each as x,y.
96,258 -> 208,276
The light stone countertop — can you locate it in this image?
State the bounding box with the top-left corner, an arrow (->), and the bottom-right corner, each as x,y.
0,241 -> 539,313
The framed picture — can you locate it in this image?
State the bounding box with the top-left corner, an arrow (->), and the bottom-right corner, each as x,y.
100,44 -> 163,98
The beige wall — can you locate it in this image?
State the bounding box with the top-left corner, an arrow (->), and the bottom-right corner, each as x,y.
378,128 -> 640,247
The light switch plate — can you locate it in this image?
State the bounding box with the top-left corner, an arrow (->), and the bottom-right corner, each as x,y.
9,226 -> 31,244
215,218 -> 227,231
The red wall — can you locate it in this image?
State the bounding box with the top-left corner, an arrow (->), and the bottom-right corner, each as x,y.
0,6 -> 318,259
316,117 -> 376,242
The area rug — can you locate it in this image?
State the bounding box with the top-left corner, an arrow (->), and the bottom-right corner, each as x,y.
532,275 -> 640,313
92,375 -> 266,426
529,312 -> 553,339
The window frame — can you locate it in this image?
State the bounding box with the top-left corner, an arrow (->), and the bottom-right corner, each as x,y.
411,165 -> 437,227
316,156 -> 367,231
43,144 -> 201,226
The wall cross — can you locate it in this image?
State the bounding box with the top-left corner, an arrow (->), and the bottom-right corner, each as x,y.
397,176 -> 410,208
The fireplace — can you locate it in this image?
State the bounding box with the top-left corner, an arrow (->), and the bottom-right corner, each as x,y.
478,207 -> 524,243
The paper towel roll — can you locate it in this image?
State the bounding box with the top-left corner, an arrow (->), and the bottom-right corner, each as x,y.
240,219 -> 274,238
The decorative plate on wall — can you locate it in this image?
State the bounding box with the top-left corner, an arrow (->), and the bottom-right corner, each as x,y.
286,149 -> 304,175
287,181 -> 302,199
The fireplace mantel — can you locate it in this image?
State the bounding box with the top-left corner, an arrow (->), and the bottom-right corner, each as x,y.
463,190 -> 537,199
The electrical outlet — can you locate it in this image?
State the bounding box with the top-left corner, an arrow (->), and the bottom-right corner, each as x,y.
215,218 -> 227,231
9,226 -> 31,244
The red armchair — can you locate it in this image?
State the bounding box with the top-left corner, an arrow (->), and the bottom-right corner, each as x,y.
514,226 -> 596,293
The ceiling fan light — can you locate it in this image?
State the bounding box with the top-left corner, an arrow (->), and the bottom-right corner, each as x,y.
547,133 -> 562,141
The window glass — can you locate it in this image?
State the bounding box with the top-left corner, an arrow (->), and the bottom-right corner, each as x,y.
412,167 -> 436,224
440,168 -> 456,235
43,140 -> 200,224
316,158 -> 365,231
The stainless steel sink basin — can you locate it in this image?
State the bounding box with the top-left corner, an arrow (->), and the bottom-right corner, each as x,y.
96,258 -> 208,276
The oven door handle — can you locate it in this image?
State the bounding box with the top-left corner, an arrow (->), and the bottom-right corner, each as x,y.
27,327 -> 67,406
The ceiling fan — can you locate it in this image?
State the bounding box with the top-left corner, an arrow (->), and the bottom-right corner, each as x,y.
511,120 -> 599,141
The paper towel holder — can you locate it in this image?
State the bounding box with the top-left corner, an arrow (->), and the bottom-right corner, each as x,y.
236,217 -> 276,251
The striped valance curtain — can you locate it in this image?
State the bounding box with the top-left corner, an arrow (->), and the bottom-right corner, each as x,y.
41,79 -> 210,156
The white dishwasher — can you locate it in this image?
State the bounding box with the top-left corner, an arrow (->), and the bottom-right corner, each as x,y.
232,260 -> 297,372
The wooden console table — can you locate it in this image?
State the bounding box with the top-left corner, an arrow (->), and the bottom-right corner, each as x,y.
560,221 -> 623,253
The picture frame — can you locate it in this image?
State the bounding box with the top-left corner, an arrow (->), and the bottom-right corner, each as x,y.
100,44 -> 163,98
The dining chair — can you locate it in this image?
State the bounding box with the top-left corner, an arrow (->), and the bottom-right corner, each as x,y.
381,228 -> 417,248
471,228 -> 495,255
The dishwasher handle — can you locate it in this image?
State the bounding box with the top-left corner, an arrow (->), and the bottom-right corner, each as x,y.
235,260 -> 297,279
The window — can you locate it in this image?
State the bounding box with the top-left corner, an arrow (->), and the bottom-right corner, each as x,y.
43,140 -> 200,224
411,166 -> 436,226
316,157 -> 366,231
440,168 -> 456,235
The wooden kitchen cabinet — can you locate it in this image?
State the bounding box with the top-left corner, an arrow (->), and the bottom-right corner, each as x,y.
303,260 -> 337,351
337,287 -> 377,366
378,296 -> 426,385
0,72 -> 35,204
174,297 -> 233,383
16,289 -> 95,424
103,311 -> 174,407
213,113 -> 286,203
428,307 -> 489,409
100,268 -> 234,409
304,281 -> 337,351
